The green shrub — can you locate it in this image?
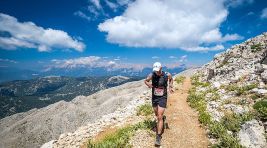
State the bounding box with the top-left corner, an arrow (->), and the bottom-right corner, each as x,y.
191,75 -> 200,85
251,44 -> 262,52
222,112 -> 254,133
191,75 -> 211,87
225,83 -> 258,96
209,122 -> 226,138
253,100 -> 267,119
221,113 -> 242,132
187,90 -> 206,112
225,84 -> 239,92
243,83 -> 258,91
209,121 -> 243,148
87,119 -> 156,148
251,94 -> 260,100
217,134 -> 242,148
218,60 -> 229,68
136,104 -> 154,116
175,76 -> 186,84
189,77 -> 245,147
199,111 -> 212,125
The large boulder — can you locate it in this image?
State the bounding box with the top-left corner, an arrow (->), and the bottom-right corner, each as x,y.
238,119 -> 266,148
261,70 -> 267,83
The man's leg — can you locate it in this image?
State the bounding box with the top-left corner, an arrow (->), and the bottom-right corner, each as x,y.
156,105 -> 165,135
153,106 -> 158,117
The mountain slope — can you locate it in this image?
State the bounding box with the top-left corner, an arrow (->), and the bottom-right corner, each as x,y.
193,32 -> 267,147
0,80 -> 149,148
0,75 -> 141,119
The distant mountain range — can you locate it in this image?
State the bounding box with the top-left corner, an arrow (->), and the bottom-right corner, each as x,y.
0,75 -> 142,119
0,64 -> 185,118
0,65 -> 186,82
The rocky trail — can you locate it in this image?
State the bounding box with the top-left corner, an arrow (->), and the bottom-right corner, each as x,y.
130,76 -> 209,147
161,77 -> 209,147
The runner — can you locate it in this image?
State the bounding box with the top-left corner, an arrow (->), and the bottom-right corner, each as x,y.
144,62 -> 174,146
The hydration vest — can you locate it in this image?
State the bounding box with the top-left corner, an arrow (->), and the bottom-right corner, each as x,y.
152,71 -> 168,97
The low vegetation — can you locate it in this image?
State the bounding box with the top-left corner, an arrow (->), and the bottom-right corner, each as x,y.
217,60 -> 229,68
188,75 -> 254,147
136,104 -> 154,116
224,83 -> 258,96
87,120 -> 156,148
190,75 -> 210,88
251,43 -> 262,52
253,99 -> 267,120
175,76 -> 186,84
251,94 -> 260,100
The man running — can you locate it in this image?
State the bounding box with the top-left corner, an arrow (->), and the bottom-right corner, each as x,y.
144,62 -> 174,146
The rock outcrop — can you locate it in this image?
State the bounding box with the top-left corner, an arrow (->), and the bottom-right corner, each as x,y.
195,32 -> 267,148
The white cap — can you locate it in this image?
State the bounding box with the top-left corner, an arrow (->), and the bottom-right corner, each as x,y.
153,62 -> 162,72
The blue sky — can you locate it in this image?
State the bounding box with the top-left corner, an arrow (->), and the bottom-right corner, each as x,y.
0,0 -> 267,72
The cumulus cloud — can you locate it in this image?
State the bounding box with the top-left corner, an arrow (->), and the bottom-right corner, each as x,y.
47,56 -> 148,71
261,8 -> 267,19
98,0 -> 243,51
0,13 -> 85,52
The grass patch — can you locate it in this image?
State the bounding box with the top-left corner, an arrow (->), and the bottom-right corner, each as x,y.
251,94 -> 260,100
221,112 -> 253,133
199,111 -> 212,125
136,104 -> 154,116
225,83 -> 258,96
190,75 -> 210,87
188,75 -> 255,147
251,43 -> 262,52
217,60 -> 229,68
175,76 -> 186,84
253,99 -> 267,120
87,119 -> 156,148
187,89 -> 206,113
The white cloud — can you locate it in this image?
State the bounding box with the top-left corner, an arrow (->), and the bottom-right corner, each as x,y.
116,0 -> 134,6
0,13 -> 85,52
90,0 -> 102,9
47,56 -> 148,71
169,56 -> 177,59
179,55 -> 188,62
261,8 -> 267,19
105,0 -> 118,10
98,0 -> 243,51
152,56 -> 160,59
0,58 -> 17,63
221,33 -> 244,42
226,0 -> 254,8
186,45 -> 225,52
50,56 -> 101,68
74,11 -> 91,21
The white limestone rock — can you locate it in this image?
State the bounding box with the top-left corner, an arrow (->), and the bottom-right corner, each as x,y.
238,119 -> 267,148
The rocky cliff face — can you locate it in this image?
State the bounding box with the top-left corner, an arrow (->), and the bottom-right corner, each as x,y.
195,32 -> 267,147
0,80 -> 150,148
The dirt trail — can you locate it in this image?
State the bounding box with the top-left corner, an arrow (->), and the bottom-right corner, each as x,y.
160,77 -> 209,148
82,77 -> 209,148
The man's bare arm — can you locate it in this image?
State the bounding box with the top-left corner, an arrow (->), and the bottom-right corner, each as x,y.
144,73 -> 153,88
